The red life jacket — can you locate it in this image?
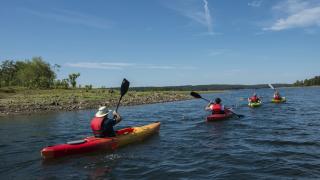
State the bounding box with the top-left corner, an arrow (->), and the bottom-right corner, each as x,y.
90,116 -> 105,137
274,95 -> 281,100
250,96 -> 258,102
210,103 -> 222,113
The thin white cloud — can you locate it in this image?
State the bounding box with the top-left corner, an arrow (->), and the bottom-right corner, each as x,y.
21,8 -> 113,29
248,0 -> 263,7
65,62 -> 133,70
165,0 -> 214,34
272,0 -> 309,14
208,49 -> 228,56
264,0 -> 320,31
144,65 -> 175,70
203,0 -> 213,33
65,62 -> 196,70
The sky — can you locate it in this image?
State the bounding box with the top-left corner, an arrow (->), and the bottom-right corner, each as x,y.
1,0 -> 320,87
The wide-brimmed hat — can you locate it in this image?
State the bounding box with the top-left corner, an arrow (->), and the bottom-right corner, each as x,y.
95,106 -> 110,117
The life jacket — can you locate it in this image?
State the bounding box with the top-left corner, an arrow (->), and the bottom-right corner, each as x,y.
274,95 -> 281,100
90,116 -> 105,137
250,96 -> 258,102
210,103 -> 222,113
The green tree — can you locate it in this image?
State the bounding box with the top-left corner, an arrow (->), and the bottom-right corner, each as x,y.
16,57 -> 56,88
61,79 -> 69,89
85,84 -> 92,92
295,75 -> 320,86
0,60 -> 17,86
68,73 -> 80,88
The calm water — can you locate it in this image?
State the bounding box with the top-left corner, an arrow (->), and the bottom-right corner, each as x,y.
1,87 -> 320,179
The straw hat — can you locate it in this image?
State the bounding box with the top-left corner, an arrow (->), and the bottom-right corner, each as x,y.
95,106 -> 110,117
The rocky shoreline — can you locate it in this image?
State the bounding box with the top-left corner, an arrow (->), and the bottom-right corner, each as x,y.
0,91 -> 193,116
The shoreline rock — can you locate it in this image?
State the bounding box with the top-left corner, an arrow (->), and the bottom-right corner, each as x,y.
0,94 -> 192,116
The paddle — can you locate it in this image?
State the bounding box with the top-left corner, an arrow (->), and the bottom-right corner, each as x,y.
269,83 -> 283,100
115,78 -> 130,112
190,91 -> 244,118
268,84 -> 275,91
228,108 -> 244,118
190,91 -> 210,103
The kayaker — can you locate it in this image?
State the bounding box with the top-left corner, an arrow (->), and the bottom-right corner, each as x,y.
205,98 -> 225,114
273,90 -> 282,100
90,106 -> 122,138
248,93 -> 260,103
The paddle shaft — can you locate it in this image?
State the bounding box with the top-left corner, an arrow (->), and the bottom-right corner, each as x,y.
228,108 -> 243,118
201,97 -> 210,103
115,96 -> 123,113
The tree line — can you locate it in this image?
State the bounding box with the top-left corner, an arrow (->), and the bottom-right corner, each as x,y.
130,84 -> 292,92
0,57 -> 81,89
1,57 -> 295,91
294,76 -> 320,86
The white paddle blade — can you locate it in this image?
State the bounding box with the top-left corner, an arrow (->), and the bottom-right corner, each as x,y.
268,84 -> 275,90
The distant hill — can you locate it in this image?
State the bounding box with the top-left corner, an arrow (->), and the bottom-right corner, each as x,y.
130,84 -> 292,92
294,76 -> 320,86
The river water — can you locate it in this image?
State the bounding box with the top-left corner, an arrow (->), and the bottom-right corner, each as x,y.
0,87 -> 320,179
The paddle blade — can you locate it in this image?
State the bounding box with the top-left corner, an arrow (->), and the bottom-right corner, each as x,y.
237,114 -> 245,118
268,84 -> 275,90
190,91 -> 202,99
120,78 -> 130,96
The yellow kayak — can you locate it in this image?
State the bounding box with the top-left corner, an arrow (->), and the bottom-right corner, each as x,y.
248,101 -> 262,108
116,121 -> 161,148
271,97 -> 286,103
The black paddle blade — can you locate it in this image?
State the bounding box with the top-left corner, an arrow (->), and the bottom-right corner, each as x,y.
236,114 -> 245,118
190,91 -> 202,99
120,78 -> 130,96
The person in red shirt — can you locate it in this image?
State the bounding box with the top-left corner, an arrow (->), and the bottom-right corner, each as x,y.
205,98 -> 225,114
248,93 -> 261,103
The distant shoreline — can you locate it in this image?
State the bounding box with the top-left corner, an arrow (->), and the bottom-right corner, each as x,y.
0,89 -> 222,116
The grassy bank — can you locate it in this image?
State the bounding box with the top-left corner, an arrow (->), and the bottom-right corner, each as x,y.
0,88 -> 222,116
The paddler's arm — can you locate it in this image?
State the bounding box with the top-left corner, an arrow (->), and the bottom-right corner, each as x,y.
205,103 -> 212,111
113,111 -> 122,124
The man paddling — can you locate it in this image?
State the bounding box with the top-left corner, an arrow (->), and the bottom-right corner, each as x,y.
205,98 -> 225,114
273,90 -> 282,100
90,106 -> 122,137
248,93 -> 261,103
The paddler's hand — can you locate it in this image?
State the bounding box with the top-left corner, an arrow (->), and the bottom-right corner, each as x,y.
113,111 -> 122,123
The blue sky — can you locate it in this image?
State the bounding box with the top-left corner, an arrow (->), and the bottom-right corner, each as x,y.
1,0 -> 320,87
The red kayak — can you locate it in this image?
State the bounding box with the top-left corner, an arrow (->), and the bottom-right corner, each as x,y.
41,122 -> 160,159
206,109 -> 234,121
